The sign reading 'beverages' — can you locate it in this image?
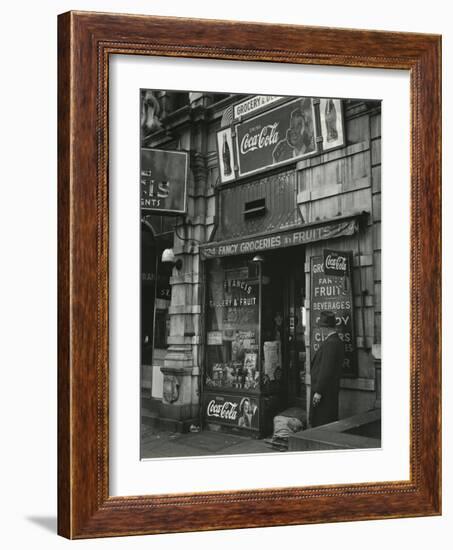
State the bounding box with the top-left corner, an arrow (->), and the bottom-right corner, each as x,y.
235,98 -> 317,177
310,253 -> 357,377
140,148 -> 188,214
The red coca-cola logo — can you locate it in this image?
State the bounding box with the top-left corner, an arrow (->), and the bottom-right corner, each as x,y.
325,254 -> 347,272
207,400 -> 238,421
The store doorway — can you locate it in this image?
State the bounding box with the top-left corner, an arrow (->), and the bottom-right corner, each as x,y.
261,247 -> 307,412
140,222 -> 173,405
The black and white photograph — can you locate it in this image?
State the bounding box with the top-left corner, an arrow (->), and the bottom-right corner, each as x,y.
140,90 -> 382,459
1,0 -> 447,545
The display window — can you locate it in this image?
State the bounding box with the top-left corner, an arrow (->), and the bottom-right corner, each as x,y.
205,256 -> 261,393
203,248 -> 308,434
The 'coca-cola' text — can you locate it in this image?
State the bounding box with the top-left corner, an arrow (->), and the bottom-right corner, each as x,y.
206,400 -> 238,421
325,254 -> 347,272
240,123 -> 279,155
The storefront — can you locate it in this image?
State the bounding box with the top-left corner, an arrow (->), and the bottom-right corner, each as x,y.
200,213 -> 366,436
140,90 -> 381,438
199,94 -> 381,437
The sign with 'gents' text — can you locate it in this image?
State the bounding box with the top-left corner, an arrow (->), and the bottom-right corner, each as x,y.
140,148 -> 188,214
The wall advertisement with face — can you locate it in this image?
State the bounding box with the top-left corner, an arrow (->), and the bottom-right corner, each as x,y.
203,393 -> 259,430
234,98 -> 317,177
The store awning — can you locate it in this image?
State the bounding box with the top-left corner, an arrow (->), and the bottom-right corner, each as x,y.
199,213 -> 366,260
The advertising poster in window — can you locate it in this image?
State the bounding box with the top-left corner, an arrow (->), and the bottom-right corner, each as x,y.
205,262 -> 260,392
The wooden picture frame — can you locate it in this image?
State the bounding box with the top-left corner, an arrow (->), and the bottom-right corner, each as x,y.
58,11 -> 441,539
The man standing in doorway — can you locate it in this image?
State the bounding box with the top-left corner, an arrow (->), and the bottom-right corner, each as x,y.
309,311 -> 345,428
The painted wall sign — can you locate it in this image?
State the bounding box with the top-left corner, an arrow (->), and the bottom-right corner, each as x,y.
203,393 -> 259,430
319,99 -> 345,152
310,253 -> 357,377
140,148 -> 188,214
233,95 -> 283,120
235,98 -> 317,177
200,219 -> 357,259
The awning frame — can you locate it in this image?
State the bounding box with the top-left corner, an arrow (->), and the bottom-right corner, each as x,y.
199,211 -> 369,260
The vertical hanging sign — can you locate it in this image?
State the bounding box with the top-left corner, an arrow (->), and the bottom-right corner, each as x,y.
310,251 -> 357,377
319,98 -> 345,152
216,128 -> 236,184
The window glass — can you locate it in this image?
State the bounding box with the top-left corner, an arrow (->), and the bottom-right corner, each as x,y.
205,257 -> 260,392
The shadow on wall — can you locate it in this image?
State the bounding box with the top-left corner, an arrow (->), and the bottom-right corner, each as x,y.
25,516 -> 57,534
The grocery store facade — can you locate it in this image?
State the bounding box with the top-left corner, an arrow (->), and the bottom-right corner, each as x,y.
140,91 -> 381,437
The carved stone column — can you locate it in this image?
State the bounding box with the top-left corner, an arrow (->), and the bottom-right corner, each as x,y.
158,255 -> 201,431
158,113 -> 210,432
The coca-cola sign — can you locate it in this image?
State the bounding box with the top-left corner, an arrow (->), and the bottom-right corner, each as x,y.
323,249 -> 349,276
206,400 -> 239,421
235,98 -> 317,177
203,393 -> 259,430
240,123 -> 279,155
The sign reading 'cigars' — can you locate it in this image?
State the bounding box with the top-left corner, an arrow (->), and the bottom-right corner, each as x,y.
140,148 -> 188,215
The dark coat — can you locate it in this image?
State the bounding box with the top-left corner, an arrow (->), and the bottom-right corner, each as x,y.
309,332 -> 345,428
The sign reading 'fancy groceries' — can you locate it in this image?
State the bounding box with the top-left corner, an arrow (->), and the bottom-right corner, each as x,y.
235,98 -> 317,177
200,219 -> 357,259
140,148 -> 188,214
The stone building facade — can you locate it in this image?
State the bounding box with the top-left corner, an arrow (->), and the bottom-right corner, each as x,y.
141,91 -> 381,436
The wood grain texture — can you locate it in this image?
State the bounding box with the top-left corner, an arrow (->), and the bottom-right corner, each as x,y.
57,10 -> 441,539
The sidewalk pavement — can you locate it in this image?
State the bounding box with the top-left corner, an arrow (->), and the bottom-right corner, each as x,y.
141,424 -> 279,459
